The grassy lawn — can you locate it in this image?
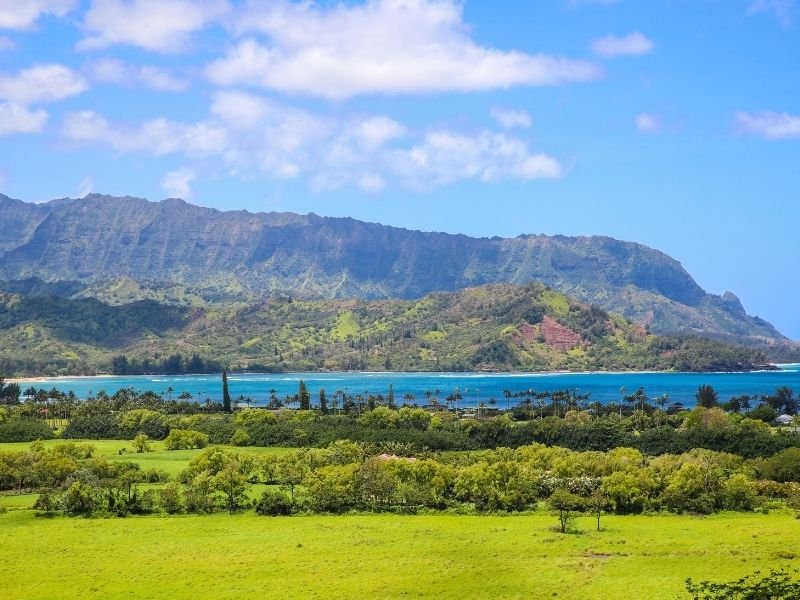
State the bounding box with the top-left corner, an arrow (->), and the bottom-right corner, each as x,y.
0,440 -> 291,477
0,510 -> 798,599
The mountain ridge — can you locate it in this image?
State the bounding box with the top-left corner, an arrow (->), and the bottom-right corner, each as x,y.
0,193 -> 786,343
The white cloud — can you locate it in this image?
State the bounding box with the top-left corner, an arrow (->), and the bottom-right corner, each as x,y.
735,110 -> 800,139
76,176 -> 93,197
491,107 -> 532,129
0,64 -> 87,104
63,110 -> 228,155
210,90 -> 269,129
357,173 -> 386,193
207,0 -> 601,98
0,36 -> 14,50
161,167 -> 195,198
0,102 -> 48,135
394,129 -> 562,186
87,58 -> 188,91
80,0 -> 229,53
0,0 -> 74,30
592,31 -> 654,57
209,91 -> 329,175
635,112 -> 660,133
748,0 -> 796,28
63,94 -> 563,193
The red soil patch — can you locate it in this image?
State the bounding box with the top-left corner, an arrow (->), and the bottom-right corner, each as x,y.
541,316 -> 582,350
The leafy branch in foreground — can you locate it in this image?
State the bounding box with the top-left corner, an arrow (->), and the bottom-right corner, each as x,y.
685,568 -> 800,599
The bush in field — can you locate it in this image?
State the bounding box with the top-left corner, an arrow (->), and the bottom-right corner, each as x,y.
230,428 -> 251,447
61,481 -> 99,516
164,429 -> 209,450
234,409 -> 277,428
723,474 -> 757,511
159,482 -> 185,514
758,448 -> 800,483
548,489 -> 585,533
0,417 -> 55,442
33,490 -> 60,515
142,468 -> 170,483
120,409 -> 169,439
62,414 -> 122,440
304,464 -> 359,513
171,415 -> 236,444
254,489 -> 295,516
132,433 -> 152,453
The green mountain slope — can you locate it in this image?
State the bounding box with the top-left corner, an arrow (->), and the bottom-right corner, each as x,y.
0,283 -> 771,377
0,193 -> 785,343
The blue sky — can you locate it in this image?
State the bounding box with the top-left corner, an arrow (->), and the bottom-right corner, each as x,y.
0,0 -> 798,339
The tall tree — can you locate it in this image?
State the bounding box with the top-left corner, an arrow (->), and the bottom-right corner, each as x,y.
319,388 -> 328,414
695,384 -> 719,408
222,368 -> 232,413
298,380 -> 311,411
387,384 -> 396,410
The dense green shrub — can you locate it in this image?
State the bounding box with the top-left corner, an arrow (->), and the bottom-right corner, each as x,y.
254,489 -> 295,516
164,429 -> 209,450
0,417 -> 54,442
62,414 -> 123,439
119,409 -> 169,439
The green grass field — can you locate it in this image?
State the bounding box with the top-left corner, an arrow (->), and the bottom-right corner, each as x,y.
1,510 -> 798,599
3,441 -> 799,598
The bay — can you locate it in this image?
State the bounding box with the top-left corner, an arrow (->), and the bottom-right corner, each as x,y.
16,364 -> 800,409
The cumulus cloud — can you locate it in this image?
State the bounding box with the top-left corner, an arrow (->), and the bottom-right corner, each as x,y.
63,110 -> 228,155
87,58 -> 188,91
207,0 -> 601,98
394,129 -> 562,187
634,112 -> 660,133
491,107 -> 532,129
63,92 -> 562,193
0,0 -> 74,30
80,0 -> 229,53
0,64 -> 87,104
0,102 -> 48,135
748,0 -> 796,28
735,110 -> 800,139
592,31 -> 654,57
161,167 -> 195,198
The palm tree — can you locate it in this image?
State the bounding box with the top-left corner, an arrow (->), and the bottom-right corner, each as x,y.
536,395 -> 546,419
503,388 -> 513,412
523,398 -> 533,420
590,400 -> 603,419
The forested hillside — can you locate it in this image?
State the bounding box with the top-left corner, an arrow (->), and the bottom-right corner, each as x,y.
0,282 -> 771,376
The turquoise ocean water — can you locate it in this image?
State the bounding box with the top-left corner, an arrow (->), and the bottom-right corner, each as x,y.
16,364 -> 800,408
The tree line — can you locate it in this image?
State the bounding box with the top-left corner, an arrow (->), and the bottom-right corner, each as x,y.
3,440 -> 800,520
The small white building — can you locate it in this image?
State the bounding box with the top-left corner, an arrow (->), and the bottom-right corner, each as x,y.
775,414 -> 794,425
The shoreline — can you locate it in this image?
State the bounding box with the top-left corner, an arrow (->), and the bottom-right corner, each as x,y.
8,364 -> 791,385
